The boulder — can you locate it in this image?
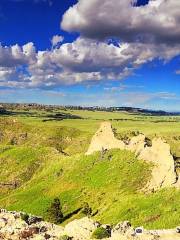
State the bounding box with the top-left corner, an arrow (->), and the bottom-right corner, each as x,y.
64,217 -> 100,240
28,215 -> 43,225
0,210 -> 179,240
0,209 -> 64,240
111,221 -> 134,238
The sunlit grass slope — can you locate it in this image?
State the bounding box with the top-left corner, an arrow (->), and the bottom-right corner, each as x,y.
0,110 -> 180,229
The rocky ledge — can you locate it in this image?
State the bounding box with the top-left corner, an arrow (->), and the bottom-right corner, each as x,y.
0,209 -> 180,240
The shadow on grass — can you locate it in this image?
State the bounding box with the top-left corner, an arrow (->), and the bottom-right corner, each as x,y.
0,110 -> 38,117
42,113 -> 83,122
0,110 -> 83,121
62,207 -> 82,222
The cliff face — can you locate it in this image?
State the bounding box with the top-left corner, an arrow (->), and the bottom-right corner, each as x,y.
138,138 -> 177,191
0,209 -> 180,240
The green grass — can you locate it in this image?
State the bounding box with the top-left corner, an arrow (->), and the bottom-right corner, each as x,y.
91,227 -> 110,239
0,109 -> 179,229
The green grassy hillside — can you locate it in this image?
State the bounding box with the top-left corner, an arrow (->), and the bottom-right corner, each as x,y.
0,110 -> 180,229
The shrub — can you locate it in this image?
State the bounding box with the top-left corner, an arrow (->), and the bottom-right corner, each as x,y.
47,198 -> 64,224
81,202 -> 92,216
20,212 -> 29,223
91,227 -> 110,239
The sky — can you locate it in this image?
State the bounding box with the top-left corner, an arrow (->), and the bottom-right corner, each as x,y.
0,0 -> 180,111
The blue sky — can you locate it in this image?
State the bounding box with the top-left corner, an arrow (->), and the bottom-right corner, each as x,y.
0,0 -> 180,111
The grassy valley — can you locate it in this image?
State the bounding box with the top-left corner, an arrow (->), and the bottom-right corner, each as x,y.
0,108 -> 180,229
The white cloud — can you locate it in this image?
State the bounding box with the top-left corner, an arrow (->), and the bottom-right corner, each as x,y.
0,0 -> 180,90
27,37 -> 180,87
0,42 -> 36,68
51,35 -> 64,47
0,42 -> 36,87
0,37 -> 180,88
61,0 -> 180,45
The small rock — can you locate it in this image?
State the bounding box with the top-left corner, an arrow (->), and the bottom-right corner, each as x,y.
135,227 -> 144,235
0,218 -> 7,229
28,216 -> 43,225
176,226 -> 180,233
44,233 -> 51,239
112,221 -> 131,234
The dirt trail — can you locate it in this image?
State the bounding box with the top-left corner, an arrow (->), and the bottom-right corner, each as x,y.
86,122 -> 178,191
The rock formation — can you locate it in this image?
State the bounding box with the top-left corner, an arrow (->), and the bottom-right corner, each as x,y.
126,134 -> 146,155
0,209 -> 64,240
138,138 -> 177,191
86,122 -> 125,155
86,122 -> 178,191
64,217 -> 100,240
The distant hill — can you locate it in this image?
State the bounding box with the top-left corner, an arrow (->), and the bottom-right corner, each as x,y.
0,103 -> 180,116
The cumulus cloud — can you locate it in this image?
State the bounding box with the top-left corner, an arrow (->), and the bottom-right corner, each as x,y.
0,42 -> 36,87
28,37 -> 180,87
61,0 -> 180,44
1,0 -> 180,90
0,42 -> 36,68
1,0 -> 180,89
0,37 -> 180,88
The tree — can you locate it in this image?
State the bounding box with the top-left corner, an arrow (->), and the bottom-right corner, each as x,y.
47,198 -> 64,224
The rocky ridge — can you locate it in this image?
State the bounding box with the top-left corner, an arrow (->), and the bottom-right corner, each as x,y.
0,209 -> 180,240
86,122 -> 178,191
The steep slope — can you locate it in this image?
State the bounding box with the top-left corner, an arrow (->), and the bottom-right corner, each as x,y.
0,117 -> 180,229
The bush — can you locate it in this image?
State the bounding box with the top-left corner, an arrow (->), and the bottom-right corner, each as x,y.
81,202 -> 92,216
91,227 -> 110,239
47,198 -> 64,224
20,212 -> 29,223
